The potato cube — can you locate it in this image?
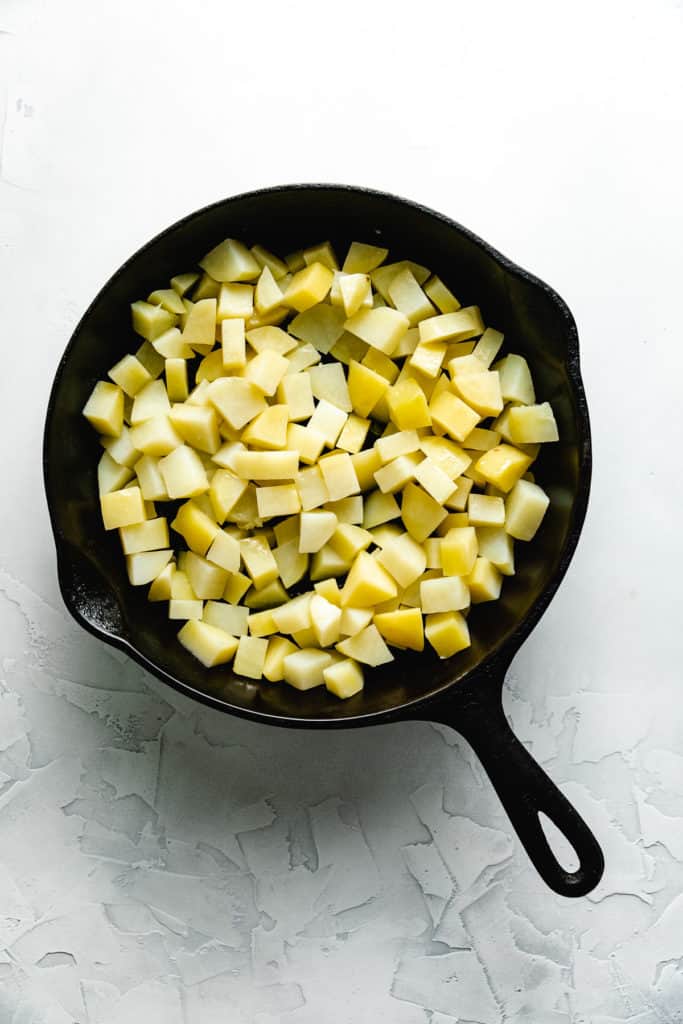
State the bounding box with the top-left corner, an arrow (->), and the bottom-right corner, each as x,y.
168,404 -> 220,454
351,448 -> 382,492
319,452 -> 360,501
376,532 -> 427,588
278,372 -> 314,421
272,593 -> 313,634
99,452 -> 134,495
452,371 -> 504,418
341,551 -> 397,608
466,557 -> 503,603
203,600 -> 249,636
440,526 -> 478,576
424,275 -> 461,314
245,350 -> 289,397
254,266 -> 284,315
296,465 -> 329,510
461,427 -> 501,452
425,611 -> 470,658
363,489 -> 401,529
171,500 -> 219,556
282,648 -> 333,690
420,576 -> 470,613
131,300 -> 177,341
504,479 -> 550,541
375,429 -> 421,464
192,274 -> 220,301
178,620 -> 238,667
251,244 -> 288,280
135,340 -> 166,379
102,425 -> 140,469
148,562 -> 175,601
206,530 -> 241,573
424,537 -> 442,569
337,414 -> 370,454
151,328 -> 194,360
387,378 -> 432,430
413,458 -> 457,504
240,535 -> 279,588
388,268 -> 435,325
220,318 -> 246,371
217,282 -> 253,321
418,305 -> 484,344
185,551 -> 229,599
336,624 -> 393,666
119,517 -> 169,554
256,484 -> 301,519
370,523 -> 403,547
233,636 -> 269,679
329,331 -> 369,365
108,355 -> 152,397
342,241 -> 389,274
282,424 -> 323,466
328,523 -> 372,562
289,303 -> 345,353
475,444 -> 532,492
347,361 -> 389,417
467,494 -> 505,528
419,436 -> 471,480
129,416 -> 183,457
307,399 -> 348,446
344,307 -> 409,355
339,273 -> 371,317
285,342 -> 322,373
200,238 -> 260,282
284,262 -> 334,312
130,380 -> 171,424
429,391 -> 480,442
169,599 -> 204,621
165,358 -> 189,402
273,540 -> 309,588
246,608 -> 279,635
507,402 -> 559,444
473,327 -> 504,368
374,608 -> 424,652
263,636 -> 299,682
323,658 -> 364,699
394,326 -> 420,359
84,381 -> 124,437
299,510 -> 338,553
158,445 -> 209,499
126,549 -> 172,585
496,354 -> 536,405
187,380 -> 212,407
147,288 -> 189,315
100,485 -> 146,530
340,606 -> 373,636
209,469 -> 248,521
310,594 -> 343,647
223,571 -> 251,604
241,405 -> 288,451
409,342 -> 448,379
308,362 -> 352,412
362,347 -> 399,382
171,272 -> 200,297
444,476 -> 474,511
476,527 -> 515,575
374,452 -> 421,494
233,450 -> 299,480
371,260 -> 430,299
180,298 -> 217,350
401,482 -> 447,542
437,513 -> 469,535
325,495 -> 363,524
208,378 -> 267,430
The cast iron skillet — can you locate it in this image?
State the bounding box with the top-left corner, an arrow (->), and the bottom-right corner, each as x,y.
44,184 -> 604,897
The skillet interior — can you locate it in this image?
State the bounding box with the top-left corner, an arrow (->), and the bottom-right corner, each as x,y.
44,185 -> 589,726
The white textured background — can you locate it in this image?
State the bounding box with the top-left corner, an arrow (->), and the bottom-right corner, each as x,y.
1,0 -> 683,1021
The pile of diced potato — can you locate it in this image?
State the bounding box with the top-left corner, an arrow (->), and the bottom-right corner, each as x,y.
83,237 -> 558,699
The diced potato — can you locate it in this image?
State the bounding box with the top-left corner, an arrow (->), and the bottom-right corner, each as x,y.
337,414 -> 370,454
147,288 -> 186,314
325,495 -> 363,524
452,371 -> 504,418
99,452 -> 134,495
263,636 -> 298,682
323,658 -> 364,699
245,582 -> 288,612
329,331 -> 369,365
476,527 -> 515,575
169,598 -> 204,621
341,551 -> 397,608
148,561 -> 175,601
347,360 -> 389,417
429,391 -> 480,442
102,425 -> 140,468
328,523 -> 372,562
376,532 -> 427,588
374,608 -> 424,652
308,399 -> 348,446
409,341 -> 448,379
180,298 -> 217,351
277,373 -> 314,422
466,557 -> 502,603
234,636 -> 269,679
462,427 -> 501,452
371,260 -> 430,299
440,526 -> 478,576
496,353 -> 536,405
413,458 -> 457,504
424,275 -> 461,314
135,340 -> 166,379
287,423 -> 326,465
310,594 -> 342,647
84,381 -> 124,437
217,283 -> 253,321
342,241 -> 389,274
339,606 -> 373,636
376,429 -> 421,464
178,619 -> 238,667
444,476 -> 474,511
243,405 -> 289,450
100,485 -> 146,530
192,274 -> 220,301
388,268 -> 435,325
171,272 -> 200,297
203,600 -> 249,636
475,444 -> 532,492
165,359 -> 189,402
273,540 -> 309,588
299,510 -> 338,553
424,537 -> 442,569
200,238 -> 261,282
374,452 -> 421,494
468,494 -> 506,527
126,549 -> 173,585
473,328 -> 504,368
362,347 -> 400,382
247,324 -> 297,356
504,479 -> 550,540
425,611 -> 470,658
351,448 -> 382,492
129,416 -> 183,457
308,362 -> 352,412
208,378 -> 267,430
130,380 -> 171,424
285,341 -> 322,373
387,378 -> 432,430
224,571 -> 251,604
400,482 -> 447,542
319,452 -> 360,501
158,445 -> 209,499
336,624 -> 393,666
170,504 -> 218,560
245,350 -> 289,396
289,303 -> 345,353
251,244 -> 289,280
284,262 -> 334,312
256,484 -> 301,519
206,530 -> 241,573
185,551 -> 229,599
108,354 -> 152,397
272,593 -> 313,634
240,535 -> 279,588
344,306 -> 409,355
419,436 -> 471,479
339,274 -> 371,317
169,404 -> 220,454
420,575 -> 470,613
131,300 -> 177,341
363,489 -> 401,529
394,326 -> 420,359
418,306 -> 484,344
152,328 -> 194,360
283,648 -> 333,690
209,469 -> 248,522
119,517 -> 169,554
233,450 -> 299,480
507,402 -> 559,443
296,465 -> 329,510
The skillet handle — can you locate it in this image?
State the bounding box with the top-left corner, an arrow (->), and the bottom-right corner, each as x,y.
55,539 -> 128,642
418,671 -> 604,898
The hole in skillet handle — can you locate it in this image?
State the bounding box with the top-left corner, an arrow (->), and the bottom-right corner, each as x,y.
414,657 -> 605,898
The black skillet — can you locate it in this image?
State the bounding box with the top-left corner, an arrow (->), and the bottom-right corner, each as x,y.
43,184 -> 604,897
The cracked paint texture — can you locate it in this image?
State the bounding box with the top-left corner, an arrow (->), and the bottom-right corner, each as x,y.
1,0 -> 683,1020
